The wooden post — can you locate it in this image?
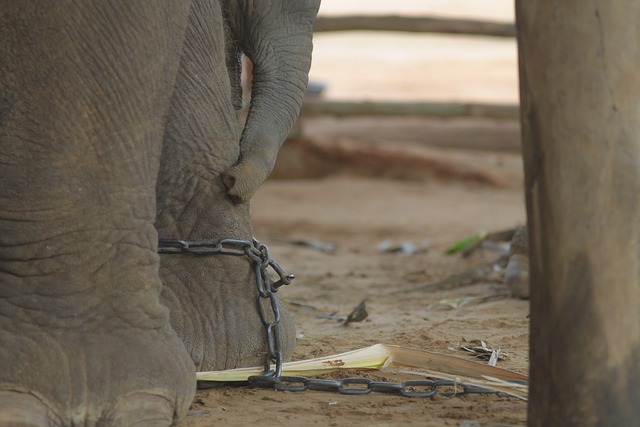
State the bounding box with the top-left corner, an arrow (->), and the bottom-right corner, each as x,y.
517,1 -> 640,426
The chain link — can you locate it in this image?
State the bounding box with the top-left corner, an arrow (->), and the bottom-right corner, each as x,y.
159,237 -> 525,398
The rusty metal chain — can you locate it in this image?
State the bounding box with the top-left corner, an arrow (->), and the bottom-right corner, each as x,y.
158,237 -> 294,378
158,237 -> 524,398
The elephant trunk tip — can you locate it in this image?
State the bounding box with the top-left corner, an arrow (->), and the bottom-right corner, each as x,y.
221,156 -> 273,205
220,172 -> 244,205
221,172 -> 235,192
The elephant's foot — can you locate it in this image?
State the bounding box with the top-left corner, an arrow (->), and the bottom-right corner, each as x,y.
504,226 -> 530,298
0,303 -> 196,426
157,142 -> 294,371
160,254 -> 296,372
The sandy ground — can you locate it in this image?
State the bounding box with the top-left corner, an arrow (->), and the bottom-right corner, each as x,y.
182,2 -> 527,426
182,131 -> 528,426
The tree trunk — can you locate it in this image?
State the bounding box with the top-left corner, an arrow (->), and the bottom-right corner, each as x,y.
517,1 -> 640,426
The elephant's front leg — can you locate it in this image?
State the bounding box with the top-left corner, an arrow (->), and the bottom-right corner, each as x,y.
155,0 -> 295,371
0,2 -> 195,426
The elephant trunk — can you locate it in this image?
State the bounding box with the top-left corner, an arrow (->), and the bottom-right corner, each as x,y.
221,0 -> 320,203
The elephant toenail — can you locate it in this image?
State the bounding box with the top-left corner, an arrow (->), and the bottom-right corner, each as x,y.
100,392 -> 177,427
0,390 -> 63,427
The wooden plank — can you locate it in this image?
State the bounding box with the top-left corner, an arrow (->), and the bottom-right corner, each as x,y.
301,100 -> 520,120
314,15 -> 516,38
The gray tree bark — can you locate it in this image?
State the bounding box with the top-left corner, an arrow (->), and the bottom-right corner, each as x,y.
516,1 -> 640,426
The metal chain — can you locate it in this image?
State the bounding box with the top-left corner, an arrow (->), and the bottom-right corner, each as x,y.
158,237 -> 294,378
159,237 -> 524,398
246,376 -> 524,398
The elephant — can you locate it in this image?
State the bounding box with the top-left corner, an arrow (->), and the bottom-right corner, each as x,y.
0,0 -> 320,425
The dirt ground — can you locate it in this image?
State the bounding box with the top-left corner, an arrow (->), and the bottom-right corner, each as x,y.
180,115 -> 528,427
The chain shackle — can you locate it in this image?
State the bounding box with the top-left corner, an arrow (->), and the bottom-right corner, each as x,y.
158,237 -> 293,378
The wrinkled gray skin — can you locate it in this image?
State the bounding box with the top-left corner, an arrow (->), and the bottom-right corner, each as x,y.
0,0 -> 319,425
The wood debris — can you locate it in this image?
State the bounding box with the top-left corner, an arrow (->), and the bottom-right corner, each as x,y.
459,338 -> 510,365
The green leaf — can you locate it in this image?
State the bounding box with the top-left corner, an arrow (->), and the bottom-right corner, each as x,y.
445,229 -> 488,255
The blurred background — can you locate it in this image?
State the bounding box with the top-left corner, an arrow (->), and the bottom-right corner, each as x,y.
218,4 -> 530,425
270,0 -> 522,182
309,0 -> 518,103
